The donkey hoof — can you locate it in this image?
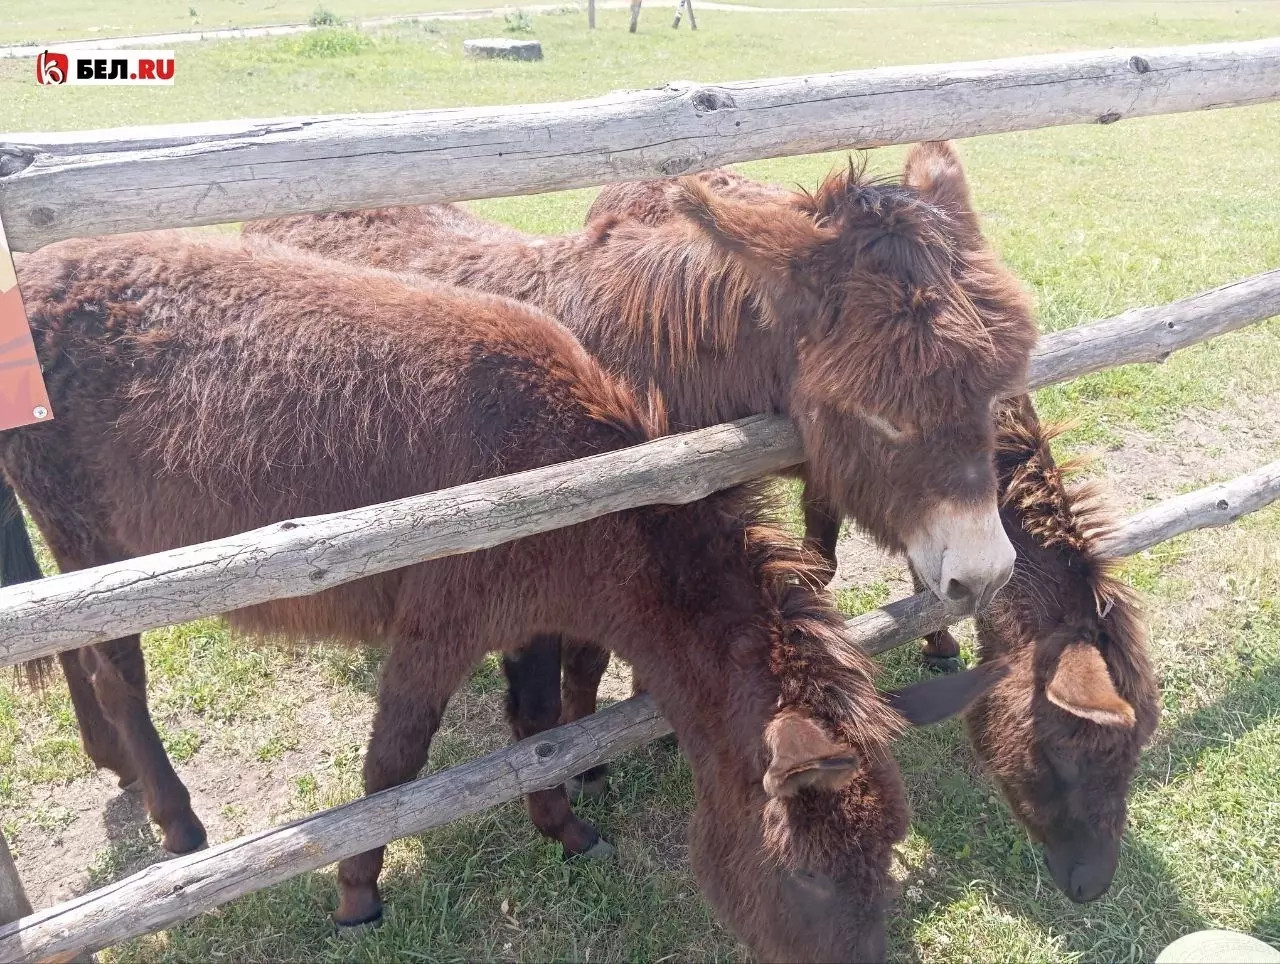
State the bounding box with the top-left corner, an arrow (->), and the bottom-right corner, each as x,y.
161,821 -> 209,857
566,773 -> 609,803
579,838 -> 616,861
922,654 -> 966,675
334,906 -> 384,933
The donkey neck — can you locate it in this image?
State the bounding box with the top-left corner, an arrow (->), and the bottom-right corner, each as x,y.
546,232 -> 802,429
621,608 -> 779,791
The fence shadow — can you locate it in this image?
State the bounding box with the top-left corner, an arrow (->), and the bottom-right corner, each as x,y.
1135,658 -> 1280,793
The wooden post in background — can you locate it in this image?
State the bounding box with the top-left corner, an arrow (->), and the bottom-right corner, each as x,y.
673,0 -> 696,29
0,832 -> 32,925
629,0 -> 642,32
588,0 -> 596,29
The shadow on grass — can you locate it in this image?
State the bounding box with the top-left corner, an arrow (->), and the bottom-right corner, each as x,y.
1252,900 -> 1280,949
893,722 -> 1209,962
80,788 -> 166,895
1136,658 -> 1280,793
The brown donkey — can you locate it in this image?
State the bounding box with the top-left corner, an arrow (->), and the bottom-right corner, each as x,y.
2,233 -> 1003,959
958,395 -> 1159,902
589,162 -> 989,668
248,143 -> 1037,810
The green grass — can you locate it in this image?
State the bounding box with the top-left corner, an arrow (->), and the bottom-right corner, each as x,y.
0,0 -> 567,46
2,2 -> 1280,961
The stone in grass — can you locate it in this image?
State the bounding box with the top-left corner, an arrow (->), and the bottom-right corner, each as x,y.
463,38 -> 543,61
1155,930 -> 1280,964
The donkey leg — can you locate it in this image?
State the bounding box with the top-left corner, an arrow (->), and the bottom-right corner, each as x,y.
336,643 -> 459,928
58,648 -> 138,789
86,636 -> 207,854
910,567 -> 965,673
801,488 -> 843,586
505,637 -> 613,859
561,638 -> 613,802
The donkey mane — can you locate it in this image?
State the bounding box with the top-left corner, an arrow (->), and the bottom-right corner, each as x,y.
994,406 -> 1150,697
701,482 -> 904,755
575,219 -> 770,367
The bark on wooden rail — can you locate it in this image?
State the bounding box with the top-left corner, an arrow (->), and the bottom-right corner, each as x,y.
1,268 -> 1278,671
3,459 -> 1278,962
3,39 -> 1280,250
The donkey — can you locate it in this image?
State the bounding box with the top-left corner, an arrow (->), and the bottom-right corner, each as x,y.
958,395 -> 1159,902
588,162 -> 987,668
247,143 -> 1037,809
2,233 -> 1004,958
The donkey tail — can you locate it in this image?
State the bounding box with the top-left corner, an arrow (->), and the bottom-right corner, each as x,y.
1,475 -> 53,687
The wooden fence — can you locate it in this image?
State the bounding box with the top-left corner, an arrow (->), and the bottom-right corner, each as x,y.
1,36 -> 1279,962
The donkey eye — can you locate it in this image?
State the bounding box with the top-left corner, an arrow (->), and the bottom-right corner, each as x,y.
860,412 -> 910,442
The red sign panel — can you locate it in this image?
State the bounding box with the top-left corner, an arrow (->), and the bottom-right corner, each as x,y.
0,215 -> 53,430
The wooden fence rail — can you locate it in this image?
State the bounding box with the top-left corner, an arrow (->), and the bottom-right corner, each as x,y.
3,458 -> 1278,962
3,38 -> 1280,250
1,267 -> 1277,670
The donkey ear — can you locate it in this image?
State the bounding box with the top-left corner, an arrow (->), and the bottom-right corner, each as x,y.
902,141 -> 981,243
671,177 -> 837,286
883,659 -> 1009,727
764,710 -> 861,798
1046,643 -> 1135,727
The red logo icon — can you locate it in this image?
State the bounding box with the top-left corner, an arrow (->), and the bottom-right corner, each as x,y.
35,51 -> 68,85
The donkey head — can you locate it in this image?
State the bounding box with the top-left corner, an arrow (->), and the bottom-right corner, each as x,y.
967,612 -> 1158,902
688,658 -> 1008,962
672,142 -> 1037,613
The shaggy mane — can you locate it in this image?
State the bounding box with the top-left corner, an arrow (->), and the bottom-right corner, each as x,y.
996,402 -> 1142,640
580,222 -> 772,367
705,483 -> 904,756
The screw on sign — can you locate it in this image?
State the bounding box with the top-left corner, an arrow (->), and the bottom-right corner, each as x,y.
0,213 -> 54,430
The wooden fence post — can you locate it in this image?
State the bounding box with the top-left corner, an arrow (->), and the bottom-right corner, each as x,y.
0,832 -> 32,926
629,0 -> 642,32
673,0 -> 696,29
588,0 -> 596,29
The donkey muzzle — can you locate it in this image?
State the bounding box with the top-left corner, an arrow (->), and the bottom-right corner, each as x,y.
906,501 -> 1016,615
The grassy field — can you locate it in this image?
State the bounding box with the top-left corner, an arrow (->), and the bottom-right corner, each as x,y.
2,3 -> 1280,962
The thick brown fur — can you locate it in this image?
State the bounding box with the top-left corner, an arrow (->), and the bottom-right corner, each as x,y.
967,395 -> 1159,902
1,232 -> 1005,960
595,167 -> 1163,899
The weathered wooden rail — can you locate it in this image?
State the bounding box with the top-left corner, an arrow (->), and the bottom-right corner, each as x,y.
1,267 -> 1277,670
2,38 -> 1280,250
3,460 -> 1279,961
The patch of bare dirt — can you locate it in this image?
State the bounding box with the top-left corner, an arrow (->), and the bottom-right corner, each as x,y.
13,653 -> 640,912
13,694 -> 371,910
1086,402 -> 1280,516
